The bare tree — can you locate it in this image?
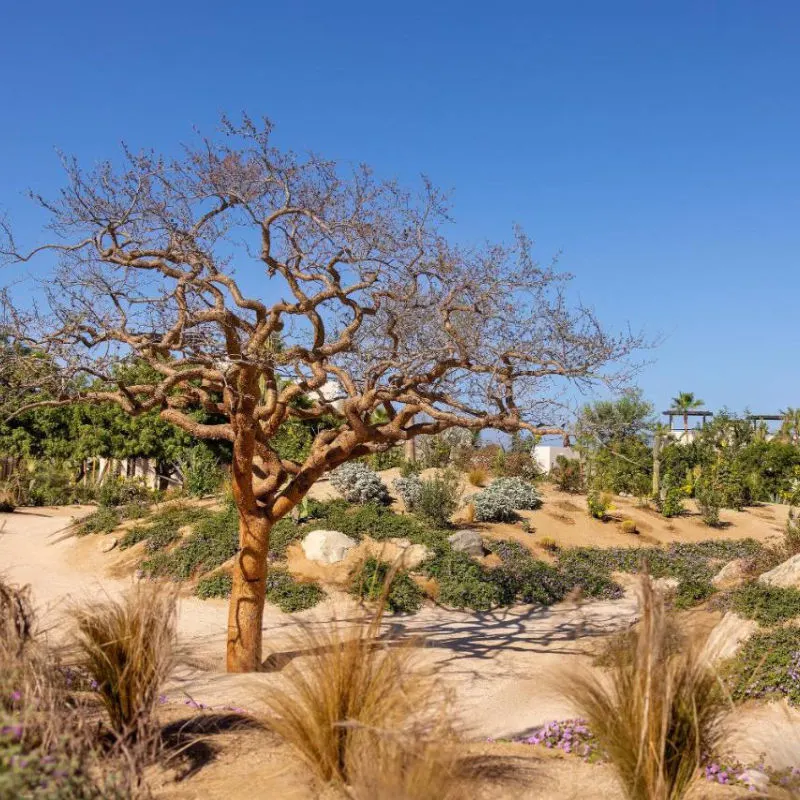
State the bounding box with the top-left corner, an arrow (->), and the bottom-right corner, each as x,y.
1,117 -> 644,672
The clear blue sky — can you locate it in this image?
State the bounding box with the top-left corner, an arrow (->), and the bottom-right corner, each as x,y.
2,0 -> 799,417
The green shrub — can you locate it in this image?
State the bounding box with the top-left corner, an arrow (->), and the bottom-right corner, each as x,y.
290,500 -> 441,546
672,579 -> 716,609
366,447 -> 404,472
119,503 -> 212,551
195,572 -> 233,599
730,582 -> 800,625
139,505 -> 238,579
269,518 -> 306,559
727,625 -> 800,705
425,549 -> 502,611
394,470 -> 461,527
350,557 -> 423,614
556,539 -> 762,608
180,444 -> 225,497
587,491 -> 612,520
620,518 -> 638,535
266,569 -> 325,612
98,477 -> 151,508
495,450 -> 542,482
550,455 -> 583,493
437,570 -> 504,611
660,487 -> 685,518
77,506 -> 122,536
786,509 -> 800,556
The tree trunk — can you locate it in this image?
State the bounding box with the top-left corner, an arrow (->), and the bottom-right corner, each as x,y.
683,413 -> 689,441
652,434 -> 661,499
225,407 -> 272,674
226,506 -> 272,672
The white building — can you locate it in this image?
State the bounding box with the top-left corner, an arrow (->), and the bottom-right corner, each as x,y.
532,444 -> 579,473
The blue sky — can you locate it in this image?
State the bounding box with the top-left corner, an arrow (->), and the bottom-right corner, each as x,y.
2,1 -> 799,418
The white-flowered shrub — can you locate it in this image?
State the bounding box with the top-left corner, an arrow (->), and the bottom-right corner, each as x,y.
392,474 -> 422,510
473,477 -> 542,522
330,462 -> 390,505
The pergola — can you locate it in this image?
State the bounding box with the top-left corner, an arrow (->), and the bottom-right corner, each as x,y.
661,409 -> 714,432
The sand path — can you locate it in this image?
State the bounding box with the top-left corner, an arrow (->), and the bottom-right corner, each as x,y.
0,506 -> 638,739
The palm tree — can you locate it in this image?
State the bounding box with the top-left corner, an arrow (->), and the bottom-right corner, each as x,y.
780,408 -> 800,445
671,391 -> 705,440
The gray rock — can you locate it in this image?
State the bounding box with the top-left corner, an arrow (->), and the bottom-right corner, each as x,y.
703,612 -> 758,662
711,559 -> 749,588
301,529 -> 358,564
100,537 -> 118,553
448,529 -> 485,557
759,553 -> 800,588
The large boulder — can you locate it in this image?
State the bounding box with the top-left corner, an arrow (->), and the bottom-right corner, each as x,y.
711,558 -> 749,588
703,612 -> 758,662
448,529 -> 485,557
759,553 -> 800,588
301,530 -> 357,565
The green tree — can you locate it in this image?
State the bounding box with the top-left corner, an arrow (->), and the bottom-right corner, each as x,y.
780,408 -> 800,445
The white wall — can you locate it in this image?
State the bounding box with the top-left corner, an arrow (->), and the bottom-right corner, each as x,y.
533,445 -> 579,473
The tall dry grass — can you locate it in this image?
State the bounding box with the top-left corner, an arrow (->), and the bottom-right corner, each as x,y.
261,576 -> 463,797
70,583 -> 178,755
0,576 -> 132,798
564,576 -> 725,800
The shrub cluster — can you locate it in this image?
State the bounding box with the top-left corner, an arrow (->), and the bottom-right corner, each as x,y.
119,504 -> 212,551
195,572 -> 233,600
587,491 -> 612,520
97,477 -> 153,508
550,455 -> 583,493
472,477 -> 541,522
727,625 -> 800,706
266,569 -> 325,612
556,539 -> 762,609
139,504 -> 239,580
330,463 -> 390,505
350,557 -> 424,614
729,582 -> 800,625
392,471 -> 460,527
179,444 -> 225,497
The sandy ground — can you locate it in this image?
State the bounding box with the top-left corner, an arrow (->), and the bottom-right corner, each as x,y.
0,485 -> 796,798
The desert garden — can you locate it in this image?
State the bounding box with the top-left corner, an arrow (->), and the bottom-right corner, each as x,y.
3,119 -> 800,799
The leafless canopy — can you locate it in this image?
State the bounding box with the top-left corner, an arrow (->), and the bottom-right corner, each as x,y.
2,116 -> 642,519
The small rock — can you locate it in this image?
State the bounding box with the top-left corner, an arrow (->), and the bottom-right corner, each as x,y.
711,559 -> 748,588
100,538 -> 118,553
399,543 -> 433,570
301,530 -> 358,565
738,769 -> 770,791
703,612 -> 758,662
759,553 -> 800,588
651,576 -> 679,593
448,529 -> 485,557
390,537 -> 413,549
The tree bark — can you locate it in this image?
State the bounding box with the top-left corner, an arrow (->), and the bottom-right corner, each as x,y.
226,506 -> 271,672
226,396 -> 273,673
